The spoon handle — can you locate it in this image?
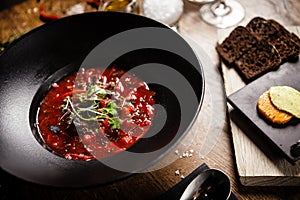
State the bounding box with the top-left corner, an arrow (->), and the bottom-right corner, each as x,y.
158,163 -> 209,200
158,163 -> 238,200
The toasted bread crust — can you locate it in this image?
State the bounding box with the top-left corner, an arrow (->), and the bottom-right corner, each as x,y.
257,90 -> 293,124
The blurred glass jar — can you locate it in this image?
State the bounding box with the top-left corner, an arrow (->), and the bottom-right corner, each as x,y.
142,0 -> 184,26
100,0 -> 141,14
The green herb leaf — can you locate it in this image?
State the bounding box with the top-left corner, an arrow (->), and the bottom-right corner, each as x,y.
109,117 -> 123,130
106,102 -> 117,109
96,88 -> 107,99
103,102 -> 118,116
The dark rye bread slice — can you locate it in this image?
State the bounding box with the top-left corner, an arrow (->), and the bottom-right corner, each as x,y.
234,40 -> 281,81
246,17 -> 278,40
216,26 -> 259,64
268,19 -> 300,58
269,19 -> 300,46
246,17 -> 300,60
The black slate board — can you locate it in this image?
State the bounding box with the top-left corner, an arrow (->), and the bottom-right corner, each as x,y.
158,163 -> 238,200
227,59 -> 300,163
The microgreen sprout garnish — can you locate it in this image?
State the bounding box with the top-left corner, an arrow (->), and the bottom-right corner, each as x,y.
61,84 -> 123,130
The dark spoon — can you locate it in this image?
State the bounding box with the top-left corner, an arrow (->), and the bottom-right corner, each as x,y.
180,169 -> 231,200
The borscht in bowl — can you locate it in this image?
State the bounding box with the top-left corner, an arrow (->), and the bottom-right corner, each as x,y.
0,12 -> 204,187
37,66 -> 155,161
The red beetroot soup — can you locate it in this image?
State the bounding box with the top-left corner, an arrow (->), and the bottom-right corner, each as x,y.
37,67 -> 155,161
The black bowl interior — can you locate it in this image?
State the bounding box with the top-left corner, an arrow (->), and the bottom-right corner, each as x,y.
0,12 -> 204,187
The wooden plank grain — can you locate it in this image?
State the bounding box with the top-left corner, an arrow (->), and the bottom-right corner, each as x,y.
219,26 -> 300,186
0,0 -> 42,42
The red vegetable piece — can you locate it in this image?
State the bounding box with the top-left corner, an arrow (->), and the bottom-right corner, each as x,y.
121,107 -> 131,118
100,100 -> 106,108
103,118 -> 109,128
83,134 -> 92,144
39,5 -> 60,22
62,90 -> 86,97
120,134 -> 133,146
137,85 -> 155,98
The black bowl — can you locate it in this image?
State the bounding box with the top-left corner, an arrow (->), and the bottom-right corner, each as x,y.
0,12 -> 204,187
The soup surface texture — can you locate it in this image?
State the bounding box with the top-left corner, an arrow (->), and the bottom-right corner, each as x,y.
37,67 -> 155,161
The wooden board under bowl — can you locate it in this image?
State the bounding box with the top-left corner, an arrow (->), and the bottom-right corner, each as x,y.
219,26 -> 300,186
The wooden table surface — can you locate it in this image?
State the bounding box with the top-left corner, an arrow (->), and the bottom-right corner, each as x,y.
1,0 -> 300,199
